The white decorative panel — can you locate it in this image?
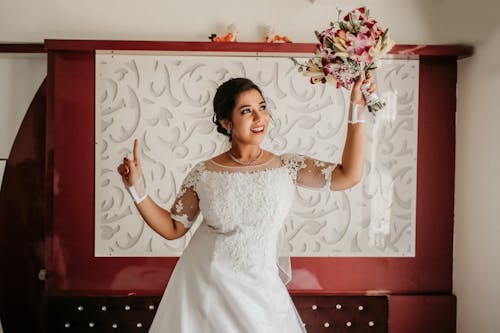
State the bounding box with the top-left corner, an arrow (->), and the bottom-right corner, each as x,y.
95,53 -> 418,257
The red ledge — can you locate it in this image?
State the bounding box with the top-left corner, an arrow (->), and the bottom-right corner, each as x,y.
0,43 -> 45,53
44,39 -> 473,58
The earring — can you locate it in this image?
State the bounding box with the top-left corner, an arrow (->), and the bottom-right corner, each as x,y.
227,128 -> 231,135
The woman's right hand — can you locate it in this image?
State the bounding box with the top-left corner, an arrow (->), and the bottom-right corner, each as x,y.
117,139 -> 142,187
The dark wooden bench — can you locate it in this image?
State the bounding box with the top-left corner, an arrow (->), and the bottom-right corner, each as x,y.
48,295 -> 388,332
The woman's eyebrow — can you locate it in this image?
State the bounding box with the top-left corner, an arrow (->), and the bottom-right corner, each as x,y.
238,100 -> 266,110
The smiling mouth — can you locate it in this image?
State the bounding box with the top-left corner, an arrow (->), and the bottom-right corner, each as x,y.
251,126 -> 265,134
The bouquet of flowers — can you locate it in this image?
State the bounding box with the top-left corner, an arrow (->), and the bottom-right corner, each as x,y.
293,7 -> 395,113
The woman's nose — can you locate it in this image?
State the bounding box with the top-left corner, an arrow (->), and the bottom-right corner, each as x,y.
253,109 -> 263,121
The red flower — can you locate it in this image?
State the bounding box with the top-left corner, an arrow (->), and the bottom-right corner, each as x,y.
346,32 -> 372,56
365,20 -> 377,29
344,8 -> 367,22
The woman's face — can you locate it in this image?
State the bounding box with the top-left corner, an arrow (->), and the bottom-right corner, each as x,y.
226,88 -> 270,146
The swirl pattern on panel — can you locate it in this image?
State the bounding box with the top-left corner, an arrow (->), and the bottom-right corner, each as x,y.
95,54 -> 418,257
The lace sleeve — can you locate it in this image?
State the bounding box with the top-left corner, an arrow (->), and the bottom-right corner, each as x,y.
281,153 -> 338,191
169,162 -> 204,228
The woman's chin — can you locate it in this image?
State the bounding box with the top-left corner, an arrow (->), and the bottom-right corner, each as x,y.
233,134 -> 267,146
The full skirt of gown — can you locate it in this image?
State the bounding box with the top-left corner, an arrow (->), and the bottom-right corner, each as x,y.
149,155 -> 335,333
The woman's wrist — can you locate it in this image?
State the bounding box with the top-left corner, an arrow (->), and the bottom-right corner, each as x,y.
348,102 -> 366,125
126,181 -> 148,204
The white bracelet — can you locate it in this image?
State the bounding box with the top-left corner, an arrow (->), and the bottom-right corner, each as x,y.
126,182 -> 148,204
348,102 -> 366,124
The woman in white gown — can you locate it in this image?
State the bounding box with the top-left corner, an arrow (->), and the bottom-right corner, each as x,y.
117,74 -> 375,332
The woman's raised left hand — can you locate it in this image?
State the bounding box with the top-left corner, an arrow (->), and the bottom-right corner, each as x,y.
350,71 -> 377,107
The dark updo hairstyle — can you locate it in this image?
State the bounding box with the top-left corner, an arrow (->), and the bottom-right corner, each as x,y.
212,77 -> 263,141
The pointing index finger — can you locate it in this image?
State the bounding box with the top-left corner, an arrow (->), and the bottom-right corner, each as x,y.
133,139 -> 140,164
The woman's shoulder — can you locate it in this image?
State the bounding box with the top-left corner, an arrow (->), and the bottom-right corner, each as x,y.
184,159 -> 208,178
279,152 -> 306,165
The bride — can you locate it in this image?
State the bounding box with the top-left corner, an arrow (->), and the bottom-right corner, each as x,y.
117,74 -> 375,332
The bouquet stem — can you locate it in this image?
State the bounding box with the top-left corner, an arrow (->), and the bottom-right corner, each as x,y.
361,82 -> 386,113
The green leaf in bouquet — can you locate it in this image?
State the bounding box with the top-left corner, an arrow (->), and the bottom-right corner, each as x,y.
314,30 -> 321,41
325,38 -> 334,50
290,58 -> 307,73
349,14 -> 355,30
349,13 -> 359,33
382,28 -> 389,43
364,64 -> 377,74
339,21 -> 350,33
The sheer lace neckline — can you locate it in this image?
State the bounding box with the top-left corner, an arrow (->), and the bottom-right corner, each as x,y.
207,154 -> 279,169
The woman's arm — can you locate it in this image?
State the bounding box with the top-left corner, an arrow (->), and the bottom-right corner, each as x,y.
134,197 -> 190,240
283,73 -> 376,192
331,106 -> 366,190
117,139 -> 190,240
331,73 -> 374,191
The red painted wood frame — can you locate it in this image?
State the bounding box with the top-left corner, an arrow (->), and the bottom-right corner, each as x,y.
45,40 -> 466,332
45,41 -> 461,295
45,41 -> 464,332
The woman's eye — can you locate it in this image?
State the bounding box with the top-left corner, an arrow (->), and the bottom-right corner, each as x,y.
260,105 -> 267,111
241,108 -> 252,114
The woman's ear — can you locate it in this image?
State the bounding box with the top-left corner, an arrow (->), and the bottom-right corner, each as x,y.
220,119 -> 232,132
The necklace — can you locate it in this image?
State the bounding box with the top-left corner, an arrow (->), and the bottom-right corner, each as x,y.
228,149 -> 264,166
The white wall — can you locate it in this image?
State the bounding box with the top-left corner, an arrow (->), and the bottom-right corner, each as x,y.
0,0 -> 411,42
0,0 -> 499,332
0,54 -> 46,159
455,25 -> 500,333
0,0 -> 490,44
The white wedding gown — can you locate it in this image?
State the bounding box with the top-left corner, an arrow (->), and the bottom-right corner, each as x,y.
149,153 -> 337,333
